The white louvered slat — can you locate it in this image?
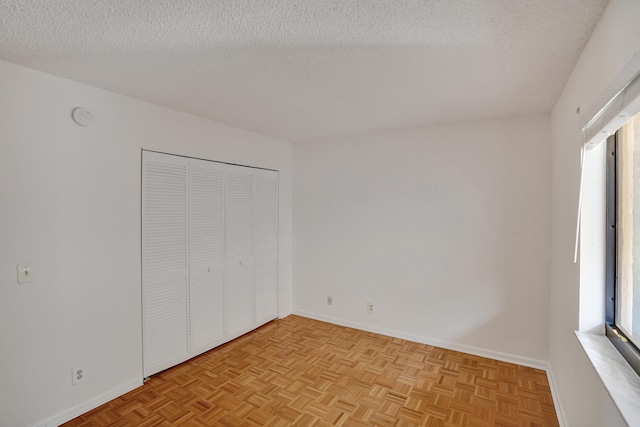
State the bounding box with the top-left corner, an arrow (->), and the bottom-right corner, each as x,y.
143,160 -> 188,275
254,170 -> 278,260
189,159 -> 224,267
190,270 -> 224,352
226,166 -> 254,264
189,158 -> 225,353
254,170 -> 279,324
255,261 -> 278,324
142,277 -> 189,375
226,265 -> 254,337
142,151 -> 189,377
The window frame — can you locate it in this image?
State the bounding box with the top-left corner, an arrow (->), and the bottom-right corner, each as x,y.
605,131 -> 640,376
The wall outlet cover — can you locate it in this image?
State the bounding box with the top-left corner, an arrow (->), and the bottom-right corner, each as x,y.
17,263 -> 35,284
72,368 -> 85,385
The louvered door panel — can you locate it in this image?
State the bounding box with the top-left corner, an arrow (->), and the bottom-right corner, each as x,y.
143,278 -> 188,374
142,151 -> 189,377
225,165 -> 254,337
143,160 -> 188,276
254,170 -> 279,324
189,159 -> 225,353
226,167 -> 254,263
255,261 -> 278,324
190,271 -> 224,351
190,160 -> 224,266
226,266 -> 254,336
254,170 -> 278,259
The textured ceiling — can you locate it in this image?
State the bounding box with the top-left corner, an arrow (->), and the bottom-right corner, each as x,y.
0,0 -> 608,143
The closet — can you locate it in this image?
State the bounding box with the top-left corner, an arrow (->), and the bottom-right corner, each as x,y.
141,151 -> 278,377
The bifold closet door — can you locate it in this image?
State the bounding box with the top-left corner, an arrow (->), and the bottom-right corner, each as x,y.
254,169 -> 279,324
189,159 -> 225,354
142,152 -> 189,377
142,151 -> 279,377
225,165 -> 255,338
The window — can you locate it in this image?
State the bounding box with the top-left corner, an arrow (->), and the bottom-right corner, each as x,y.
606,111 -> 640,375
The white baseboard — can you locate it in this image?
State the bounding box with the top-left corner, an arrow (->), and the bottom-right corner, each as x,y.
278,308 -> 293,319
294,309 -> 548,369
32,379 -> 143,427
545,365 -> 567,427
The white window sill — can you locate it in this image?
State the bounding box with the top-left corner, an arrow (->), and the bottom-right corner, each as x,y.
575,331 -> 640,425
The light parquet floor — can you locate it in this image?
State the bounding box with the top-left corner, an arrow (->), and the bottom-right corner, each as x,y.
63,315 -> 559,427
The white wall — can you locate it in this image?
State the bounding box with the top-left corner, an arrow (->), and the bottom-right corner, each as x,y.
549,0 -> 640,425
293,115 -> 551,364
0,60 -> 293,427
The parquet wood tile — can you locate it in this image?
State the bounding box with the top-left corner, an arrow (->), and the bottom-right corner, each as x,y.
62,315 -> 559,426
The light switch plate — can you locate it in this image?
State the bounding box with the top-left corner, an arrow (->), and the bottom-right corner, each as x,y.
17,263 -> 35,284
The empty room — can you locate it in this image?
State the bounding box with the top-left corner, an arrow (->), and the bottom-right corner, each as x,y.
1,1 -> 640,426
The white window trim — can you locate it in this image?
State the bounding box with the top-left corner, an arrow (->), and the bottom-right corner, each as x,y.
576,332 -> 640,425
576,51 -> 640,426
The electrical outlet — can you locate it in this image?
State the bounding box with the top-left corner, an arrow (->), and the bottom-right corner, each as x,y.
17,263 -> 35,284
327,296 -> 333,305
367,301 -> 375,313
72,367 -> 85,385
